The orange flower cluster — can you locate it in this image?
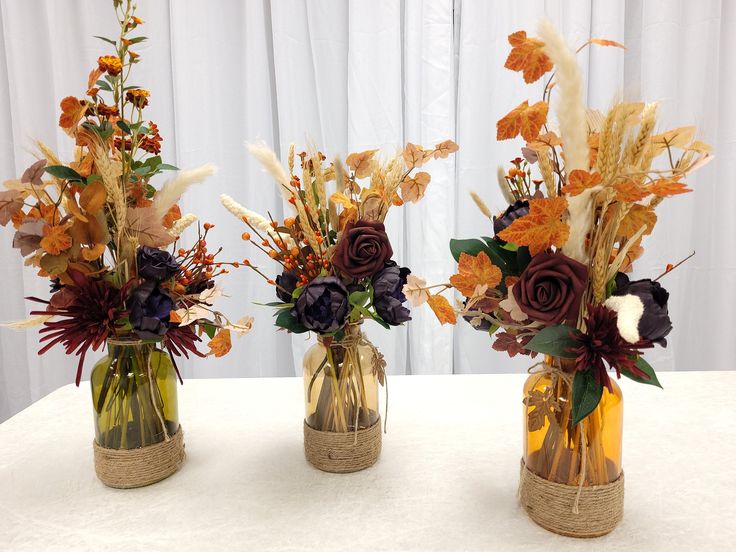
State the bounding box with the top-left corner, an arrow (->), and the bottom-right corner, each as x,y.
125,88 -> 150,108
97,55 -> 122,76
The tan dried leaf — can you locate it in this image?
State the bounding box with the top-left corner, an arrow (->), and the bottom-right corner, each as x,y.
400,171 -> 431,204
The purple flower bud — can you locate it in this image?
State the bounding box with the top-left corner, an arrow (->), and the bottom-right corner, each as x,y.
137,246 -> 180,281
291,276 -> 349,334
372,262 -> 411,326
276,270 -> 299,303
129,280 -> 174,339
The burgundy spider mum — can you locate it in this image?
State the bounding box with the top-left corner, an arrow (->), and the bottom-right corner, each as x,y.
570,304 -> 653,392
29,270 -> 128,386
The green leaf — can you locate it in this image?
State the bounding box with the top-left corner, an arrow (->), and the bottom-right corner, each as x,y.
128,121 -> 144,131
291,286 -> 305,300
158,164 -> 179,171
449,238 -> 488,261
117,120 -> 131,134
93,36 -> 117,46
621,356 -> 663,389
572,370 -> 603,425
370,314 -> 391,329
524,325 -> 580,358
274,309 -> 308,334
202,323 -> 217,339
45,165 -> 83,182
95,79 -> 113,92
86,175 -> 102,185
127,36 -> 148,44
348,290 -> 371,308
516,246 -> 532,274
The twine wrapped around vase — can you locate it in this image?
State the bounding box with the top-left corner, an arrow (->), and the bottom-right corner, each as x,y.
519,459 -> 624,538
304,418 -> 381,473
93,426 -> 186,489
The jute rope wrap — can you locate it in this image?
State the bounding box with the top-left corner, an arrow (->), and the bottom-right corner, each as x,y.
304,418 -> 381,473
519,459 -> 624,538
93,426 -> 186,489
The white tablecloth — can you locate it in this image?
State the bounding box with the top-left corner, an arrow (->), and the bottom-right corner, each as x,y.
0,372 -> 734,551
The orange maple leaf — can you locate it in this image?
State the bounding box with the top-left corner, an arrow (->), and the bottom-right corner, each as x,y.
613,179 -> 650,202
562,170 -> 602,196
207,329 -> 232,358
427,295 -> 456,325
450,252 -> 502,298
59,96 -> 87,130
497,197 -> 569,255
648,178 -> 692,198
497,101 -> 548,142
504,31 -> 553,84
40,224 -> 73,256
616,204 -> 657,239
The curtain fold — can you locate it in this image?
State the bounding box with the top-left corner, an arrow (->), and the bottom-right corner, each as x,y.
0,0 -> 732,421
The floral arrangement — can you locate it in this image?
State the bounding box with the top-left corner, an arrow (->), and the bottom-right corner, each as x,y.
221,140 -> 457,338
412,23 -> 711,430
0,0 -> 250,386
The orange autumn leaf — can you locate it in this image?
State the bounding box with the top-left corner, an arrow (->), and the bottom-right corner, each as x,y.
588,133 -> 600,168
169,310 -> 182,324
40,224 -> 73,256
400,171 -> 430,204
613,179 -> 650,202
346,149 -> 377,179
433,140 -> 459,159
59,96 -> 87,130
648,178 -> 692,198
427,294 -> 456,325
562,170 -> 602,196
402,143 -> 426,170
450,252 -> 502,298
497,101 -> 548,142
79,180 -> 107,213
497,196 -> 569,256
163,204 -> 182,229
616,204 -> 657,239
504,31 -> 553,84
208,328 -> 232,358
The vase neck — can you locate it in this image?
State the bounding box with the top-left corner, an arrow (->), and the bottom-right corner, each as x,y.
318,323 -> 362,345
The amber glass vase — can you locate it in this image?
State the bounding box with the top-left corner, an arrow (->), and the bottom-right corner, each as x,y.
303,324 -> 380,433
90,338 -> 180,450
522,356 -> 623,486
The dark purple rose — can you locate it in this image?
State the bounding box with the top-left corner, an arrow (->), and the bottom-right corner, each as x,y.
276,270 -> 299,303
372,262 -> 411,326
129,280 -> 174,339
608,273 -> 672,346
332,220 -> 393,279
292,276 -> 349,334
514,251 -> 588,325
137,246 -> 180,281
494,200 -> 530,237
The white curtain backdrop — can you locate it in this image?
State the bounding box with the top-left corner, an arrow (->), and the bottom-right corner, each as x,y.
0,0 -> 733,422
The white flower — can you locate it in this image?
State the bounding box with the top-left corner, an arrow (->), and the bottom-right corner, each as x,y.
604,294 -> 644,344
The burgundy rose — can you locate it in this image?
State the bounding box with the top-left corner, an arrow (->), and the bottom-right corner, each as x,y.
513,251 -> 587,325
332,220 -> 393,279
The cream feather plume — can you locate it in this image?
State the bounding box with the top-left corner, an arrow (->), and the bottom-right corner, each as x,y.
538,19 -> 591,263
153,163 -> 217,218
246,141 -> 296,211
220,194 -> 296,248
167,214 -> 198,237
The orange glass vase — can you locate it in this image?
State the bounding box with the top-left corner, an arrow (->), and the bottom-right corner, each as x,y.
522,356 -> 623,486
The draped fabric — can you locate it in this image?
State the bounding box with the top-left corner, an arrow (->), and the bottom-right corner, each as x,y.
0,0 -> 732,421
